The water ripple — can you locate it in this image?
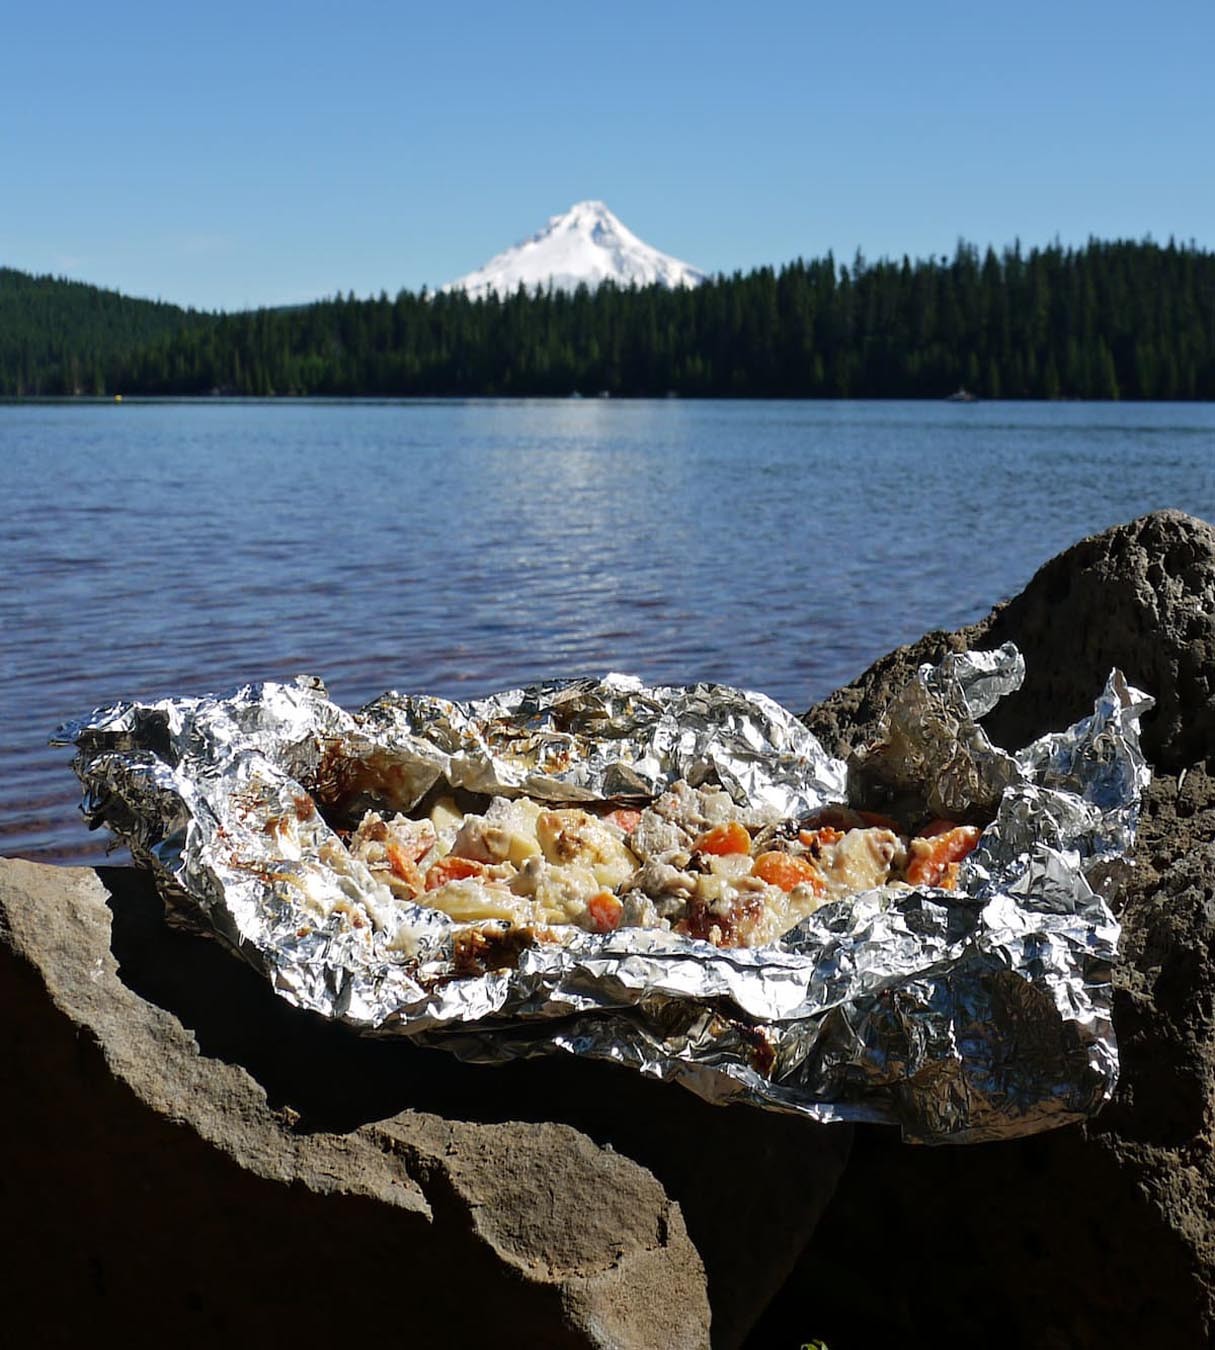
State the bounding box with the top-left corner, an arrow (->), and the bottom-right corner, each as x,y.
3,397 -> 1214,862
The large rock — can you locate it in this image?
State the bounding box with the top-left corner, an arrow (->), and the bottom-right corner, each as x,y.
751,510 -> 1215,1348
0,856 -> 851,1349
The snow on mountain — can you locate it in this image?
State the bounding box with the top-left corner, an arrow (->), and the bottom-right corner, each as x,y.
444,201 -> 707,300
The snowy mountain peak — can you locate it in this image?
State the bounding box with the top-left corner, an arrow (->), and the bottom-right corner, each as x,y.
444,201 -> 707,300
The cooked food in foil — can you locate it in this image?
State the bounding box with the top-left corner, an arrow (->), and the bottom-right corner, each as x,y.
346,785 -> 982,949
56,646 -> 1152,1143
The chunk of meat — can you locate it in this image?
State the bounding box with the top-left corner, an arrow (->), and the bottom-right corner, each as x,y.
632,858 -> 697,901
678,888 -> 765,946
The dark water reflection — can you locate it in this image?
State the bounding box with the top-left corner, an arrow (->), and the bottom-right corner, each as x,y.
3,397 -> 1213,862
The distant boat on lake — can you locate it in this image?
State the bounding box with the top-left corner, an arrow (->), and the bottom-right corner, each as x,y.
946,387 -> 978,402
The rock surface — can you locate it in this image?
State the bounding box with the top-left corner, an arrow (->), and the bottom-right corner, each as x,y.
0,856 -> 850,1349
750,510 -> 1215,1349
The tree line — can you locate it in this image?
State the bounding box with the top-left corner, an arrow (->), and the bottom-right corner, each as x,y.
3,238 -> 1214,399
0,267 -> 206,397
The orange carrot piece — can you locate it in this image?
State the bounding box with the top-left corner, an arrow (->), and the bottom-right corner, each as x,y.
753,851 -> 826,894
906,826 -> 981,887
587,890 -> 623,933
693,820 -> 752,856
386,840 -> 424,892
799,825 -> 844,848
424,856 -> 486,891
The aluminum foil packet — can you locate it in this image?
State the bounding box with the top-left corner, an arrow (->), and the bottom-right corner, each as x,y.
56,646 -> 1152,1143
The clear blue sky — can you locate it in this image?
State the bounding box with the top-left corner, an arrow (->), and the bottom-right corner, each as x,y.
3,0 -> 1212,311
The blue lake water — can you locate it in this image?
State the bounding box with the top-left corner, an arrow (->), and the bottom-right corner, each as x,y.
3,397 -> 1213,863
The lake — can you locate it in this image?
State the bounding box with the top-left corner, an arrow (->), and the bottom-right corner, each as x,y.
3,397 -> 1213,864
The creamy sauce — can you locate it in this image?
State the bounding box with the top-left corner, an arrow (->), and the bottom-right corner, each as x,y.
343,783 -> 979,949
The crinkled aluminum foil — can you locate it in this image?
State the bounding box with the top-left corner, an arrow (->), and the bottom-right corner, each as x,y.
339,672 -> 849,817
851,645 -> 1027,815
56,648 -> 1151,1143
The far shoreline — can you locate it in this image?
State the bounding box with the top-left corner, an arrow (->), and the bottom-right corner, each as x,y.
3,394 -> 1215,407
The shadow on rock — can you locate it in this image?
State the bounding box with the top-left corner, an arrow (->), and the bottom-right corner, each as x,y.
90,862 -> 851,1349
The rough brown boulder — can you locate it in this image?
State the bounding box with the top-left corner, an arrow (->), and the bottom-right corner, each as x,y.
748,509 -> 1215,1349
0,855 -> 851,1349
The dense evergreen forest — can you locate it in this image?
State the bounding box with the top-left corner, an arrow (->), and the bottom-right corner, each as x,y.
4,239 -> 1213,399
0,268 -> 212,396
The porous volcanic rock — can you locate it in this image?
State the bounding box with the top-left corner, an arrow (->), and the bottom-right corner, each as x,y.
0,855 -> 851,1349
751,510 -> 1215,1349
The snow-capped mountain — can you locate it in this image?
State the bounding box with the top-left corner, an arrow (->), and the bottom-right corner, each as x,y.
444,201 -> 706,300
